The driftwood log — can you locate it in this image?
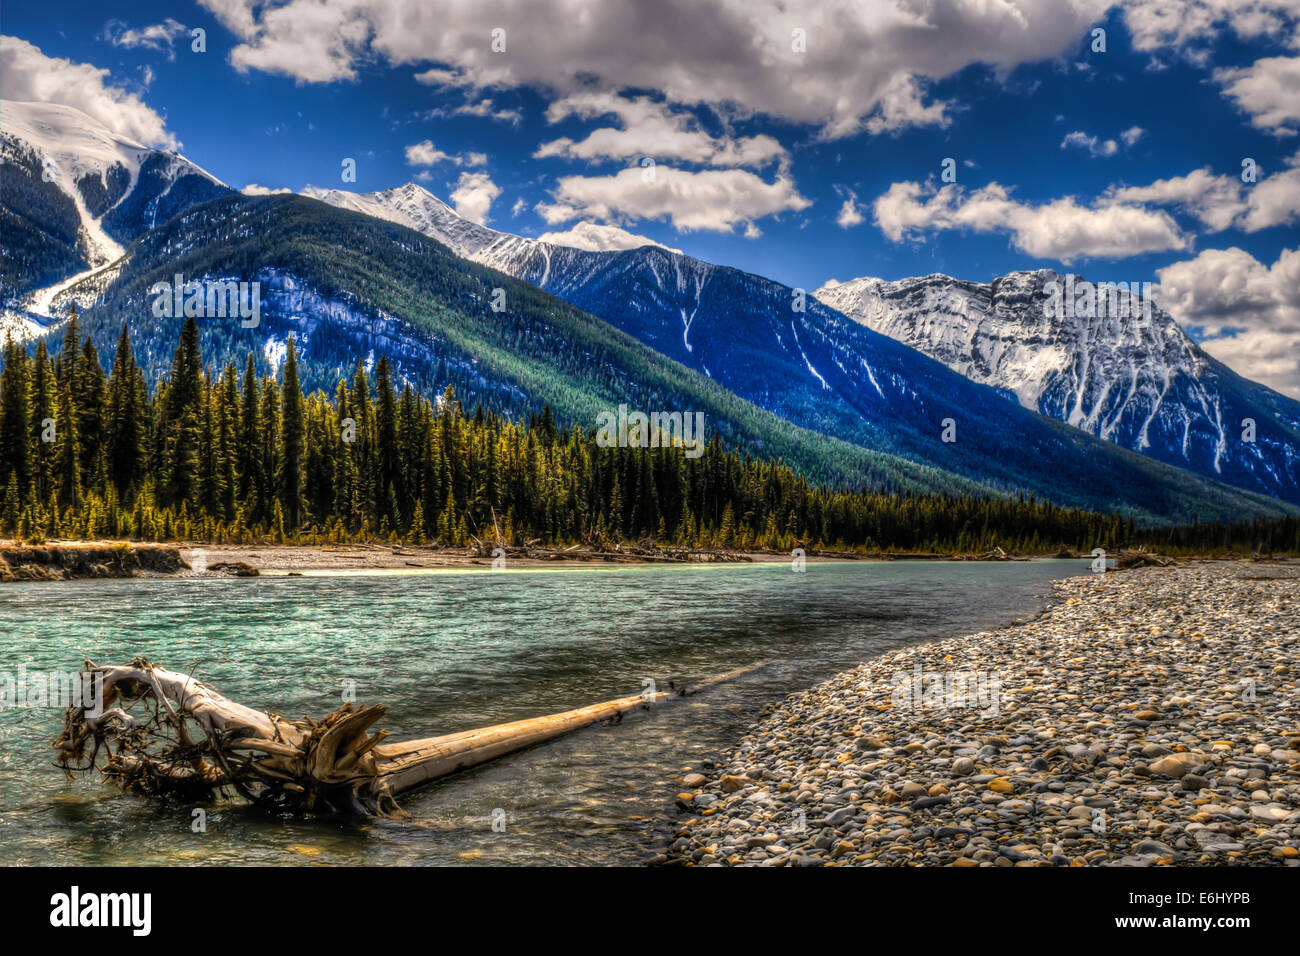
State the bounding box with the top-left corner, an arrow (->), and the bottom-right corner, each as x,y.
54,658 -> 761,816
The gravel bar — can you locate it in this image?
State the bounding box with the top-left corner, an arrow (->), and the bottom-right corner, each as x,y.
662,563 -> 1300,867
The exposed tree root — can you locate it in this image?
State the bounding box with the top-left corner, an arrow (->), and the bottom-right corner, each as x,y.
54,657 -> 763,817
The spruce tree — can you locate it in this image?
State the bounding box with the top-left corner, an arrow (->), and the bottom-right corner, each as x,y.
0,336 -> 31,496
277,336 -> 305,529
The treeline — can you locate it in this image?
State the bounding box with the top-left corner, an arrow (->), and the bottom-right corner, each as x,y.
1137,515 -> 1300,556
0,313 -> 1293,554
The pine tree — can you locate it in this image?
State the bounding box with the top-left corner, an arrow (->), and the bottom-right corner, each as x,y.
105,324 -> 144,497
54,375 -> 80,508
29,340 -> 56,500
0,336 -> 31,497
277,336 -> 305,529
161,318 -> 203,509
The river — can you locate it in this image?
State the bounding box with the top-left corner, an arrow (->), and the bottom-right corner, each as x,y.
0,559 -> 1086,866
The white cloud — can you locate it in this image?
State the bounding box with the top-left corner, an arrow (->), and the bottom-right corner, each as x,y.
1105,167 -> 1247,231
1154,246 -> 1300,396
1242,153 -> 1300,229
197,0 -> 1111,138
1121,125 -> 1147,146
536,221 -> 682,253
404,139 -> 489,168
100,18 -> 188,60
1122,1 -> 1299,60
1061,131 -> 1119,157
1216,55 -> 1300,136
536,165 -> 810,234
835,188 -> 865,228
0,35 -> 176,148
535,92 -> 787,167
1061,126 -> 1147,157
862,71 -> 952,136
449,171 -> 501,224
872,180 -> 1189,262
404,139 -> 451,167
418,93 -> 522,124
242,183 -> 292,195
1103,154 -> 1300,232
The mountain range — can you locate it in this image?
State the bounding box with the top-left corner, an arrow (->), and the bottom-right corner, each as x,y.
0,99 -> 231,330
1,99 -> 1296,524
305,182 -> 1300,510
817,271 -> 1300,504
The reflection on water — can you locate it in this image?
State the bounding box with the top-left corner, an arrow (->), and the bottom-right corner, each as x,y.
0,559 -> 1084,865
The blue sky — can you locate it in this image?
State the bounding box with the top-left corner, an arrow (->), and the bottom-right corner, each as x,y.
3,1 -> 1299,391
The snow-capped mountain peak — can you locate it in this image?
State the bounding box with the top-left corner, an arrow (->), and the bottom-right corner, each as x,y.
1,98 -> 231,323
816,269 -> 1300,500
303,182 -> 677,262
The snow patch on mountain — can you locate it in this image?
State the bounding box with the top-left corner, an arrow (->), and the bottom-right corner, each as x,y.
816,269 -> 1300,501
304,182 -> 674,263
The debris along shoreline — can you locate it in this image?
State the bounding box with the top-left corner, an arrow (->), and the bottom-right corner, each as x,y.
0,538 -> 1214,582
661,563 -> 1300,866
0,544 -> 187,581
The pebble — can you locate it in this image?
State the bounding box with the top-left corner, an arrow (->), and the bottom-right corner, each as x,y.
661,564 -> 1300,867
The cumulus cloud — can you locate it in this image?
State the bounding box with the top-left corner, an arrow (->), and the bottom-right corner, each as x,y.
1121,125 -> 1147,146
242,183 -> 292,195
1122,0 -> 1299,61
197,0 -> 1109,138
535,165 -> 810,234
1105,167 -> 1247,231
1061,131 -> 1120,157
404,139 -> 488,168
449,171 -> 501,224
535,93 -> 787,167
100,18 -> 188,60
1103,155 -> 1300,232
1242,153 -> 1300,229
0,35 -> 176,148
1216,55 -> 1300,136
1061,126 -> 1147,157
872,180 -> 1189,262
835,187 -> 865,228
536,221 -> 682,253
837,199 -> 865,228
404,140 -> 451,167
1154,246 -> 1300,396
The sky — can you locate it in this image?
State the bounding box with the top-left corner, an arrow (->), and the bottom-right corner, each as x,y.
2,0 -> 1299,393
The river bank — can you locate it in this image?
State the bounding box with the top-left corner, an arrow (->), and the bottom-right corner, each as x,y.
661,563 -> 1300,866
3,538 -> 1251,582
0,539 -> 1113,580
0,540 -> 776,579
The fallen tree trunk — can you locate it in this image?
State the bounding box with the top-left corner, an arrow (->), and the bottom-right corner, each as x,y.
54,657 -> 763,817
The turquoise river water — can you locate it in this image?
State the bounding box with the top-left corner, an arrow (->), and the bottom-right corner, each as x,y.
0,559 -> 1086,866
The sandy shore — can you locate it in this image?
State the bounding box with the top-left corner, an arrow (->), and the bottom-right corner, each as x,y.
173,543 -> 807,573
661,563 -> 1300,866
